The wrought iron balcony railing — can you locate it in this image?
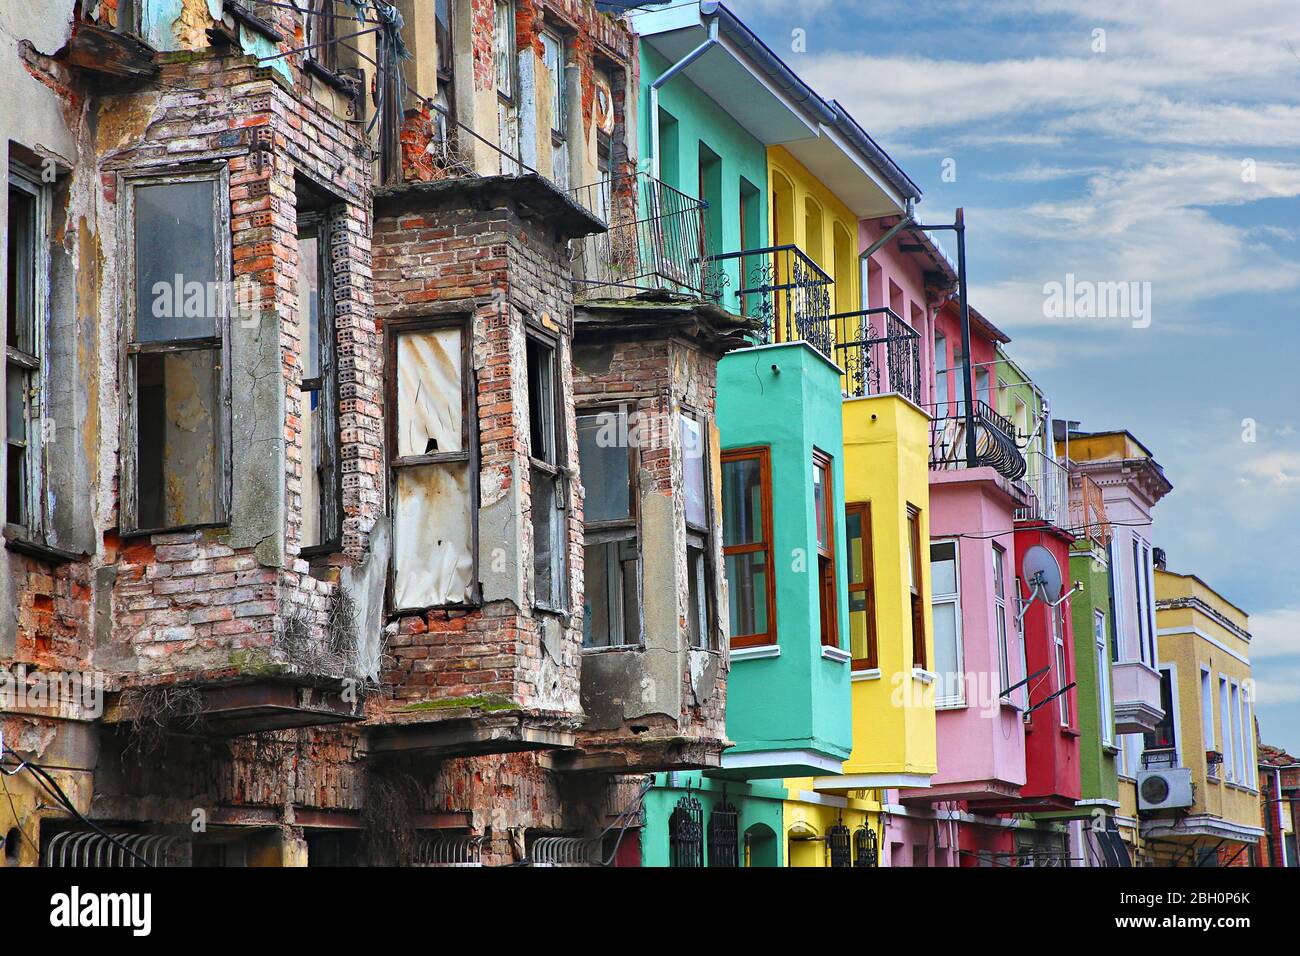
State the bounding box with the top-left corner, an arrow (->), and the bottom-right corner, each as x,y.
704,244 -> 834,362
926,399 -> 1027,480
569,172 -> 711,300
1068,470 -> 1112,546
833,307 -> 922,405
1015,449 -> 1071,529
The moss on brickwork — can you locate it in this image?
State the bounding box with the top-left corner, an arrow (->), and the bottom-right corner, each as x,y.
399,694 -> 515,713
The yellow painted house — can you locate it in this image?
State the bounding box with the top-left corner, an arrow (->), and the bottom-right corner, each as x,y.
1116,564 -> 1265,865
764,145 -> 937,864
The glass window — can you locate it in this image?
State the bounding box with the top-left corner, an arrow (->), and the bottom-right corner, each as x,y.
527,337 -> 565,610
908,505 -> 926,669
993,544 -> 1010,696
494,1 -> 514,98
846,503 -> 876,669
6,171 -> 43,535
578,408 -> 638,648
722,448 -> 772,647
813,450 -> 836,647
681,414 -> 707,530
930,540 -> 962,705
127,174 -> 227,532
1096,609 -> 1112,745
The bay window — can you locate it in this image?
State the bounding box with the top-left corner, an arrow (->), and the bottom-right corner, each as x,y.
122,170 -> 229,533
722,446 -> 773,648
387,317 -> 475,611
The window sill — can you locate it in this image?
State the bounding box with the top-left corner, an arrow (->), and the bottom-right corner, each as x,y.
3,528 -> 85,565
851,668 -> 882,682
821,645 -> 851,664
912,668 -> 936,685
731,644 -> 780,662
581,643 -> 642,655
1062,727 -> 1081,738
303,58 -> 359,95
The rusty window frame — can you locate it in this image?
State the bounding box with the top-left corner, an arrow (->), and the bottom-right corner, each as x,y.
526,330 -> 567,612
5,164 -> 48,543
577,403 -> 640,647
721,445 -> 775,649
297,211 -> 342,554
845,501 -> 877,670
384,313 -> 479,615
118,164 -> 232,537
813,447 -> 837,648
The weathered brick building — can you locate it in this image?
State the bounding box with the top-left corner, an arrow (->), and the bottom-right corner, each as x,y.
0,0 -> 733,868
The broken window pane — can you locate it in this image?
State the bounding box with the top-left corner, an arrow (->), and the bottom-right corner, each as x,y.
494,1 -> 514,98
527,337 -> 556,464
6,180 -> 38,531
135,350 -> 222,530
298,217 -> 337,549
687,541 -> 709,649
532,466 -> 564,608
577,411 -> 630,523
681,414 -> 707,529
583,537 -> 639,647
134,180 -> 219,342
397,326 -> 463,457
392,462 -> 474,608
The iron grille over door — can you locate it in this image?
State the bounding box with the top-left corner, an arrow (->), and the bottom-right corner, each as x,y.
707,801 -> 739,867
669,794 -> 703,867
827,822 -> 853,868
854,826 -> 879,867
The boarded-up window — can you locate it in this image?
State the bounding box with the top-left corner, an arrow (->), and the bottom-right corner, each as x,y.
388,320 -> 474,610
124,173 -> 228,532
528,336 -> 565,610
578,408 -> 638,646
297,214 -> 340,550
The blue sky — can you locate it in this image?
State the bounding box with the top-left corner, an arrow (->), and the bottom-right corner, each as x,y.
713,0 -> 1300,750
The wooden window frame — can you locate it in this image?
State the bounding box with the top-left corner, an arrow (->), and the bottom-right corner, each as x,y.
578,404 -> 640,647
384,313 -> 479,615
722,445 -> 775,649
5,165 -> 48,543
119,165 -> 232,536
297,211 -> 342,556
907,503 -> 926,669
813,448 -> 837,648
527,330 -> 567,613
845,501 -> 877,670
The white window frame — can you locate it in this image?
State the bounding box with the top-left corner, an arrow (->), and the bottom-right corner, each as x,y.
1201,667 -> 1215,753
5,164 -> 49,542
1241,690 -> 1255,790
1230,680 -> 1244,785
993,543 -> 1010,700
929,538 -> 963,708
1095,608 -> 1112,746
1219,675 -> 1234,782
1054,610 -> 1069,728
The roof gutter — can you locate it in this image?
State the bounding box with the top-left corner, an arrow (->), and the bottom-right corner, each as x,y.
649,13 -> 719,181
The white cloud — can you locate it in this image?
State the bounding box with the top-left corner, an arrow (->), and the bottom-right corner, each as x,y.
1248,608 -> 1300,659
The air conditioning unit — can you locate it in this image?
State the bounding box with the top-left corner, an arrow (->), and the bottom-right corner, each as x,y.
1137,767 -> 1194,811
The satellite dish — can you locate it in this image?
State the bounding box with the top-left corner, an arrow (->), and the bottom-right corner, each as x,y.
1022,545 -> 1063,602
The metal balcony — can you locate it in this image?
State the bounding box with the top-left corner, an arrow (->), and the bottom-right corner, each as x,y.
704,244 -> 835,362
1068,470 -> 1112,546
927,399 -> 1027,480
833,307 -> 922,405
1015,449 -> 1070,528
569,172 -> 711,300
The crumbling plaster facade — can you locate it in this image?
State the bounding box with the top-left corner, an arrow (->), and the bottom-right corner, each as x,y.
0,0 -> 726,868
